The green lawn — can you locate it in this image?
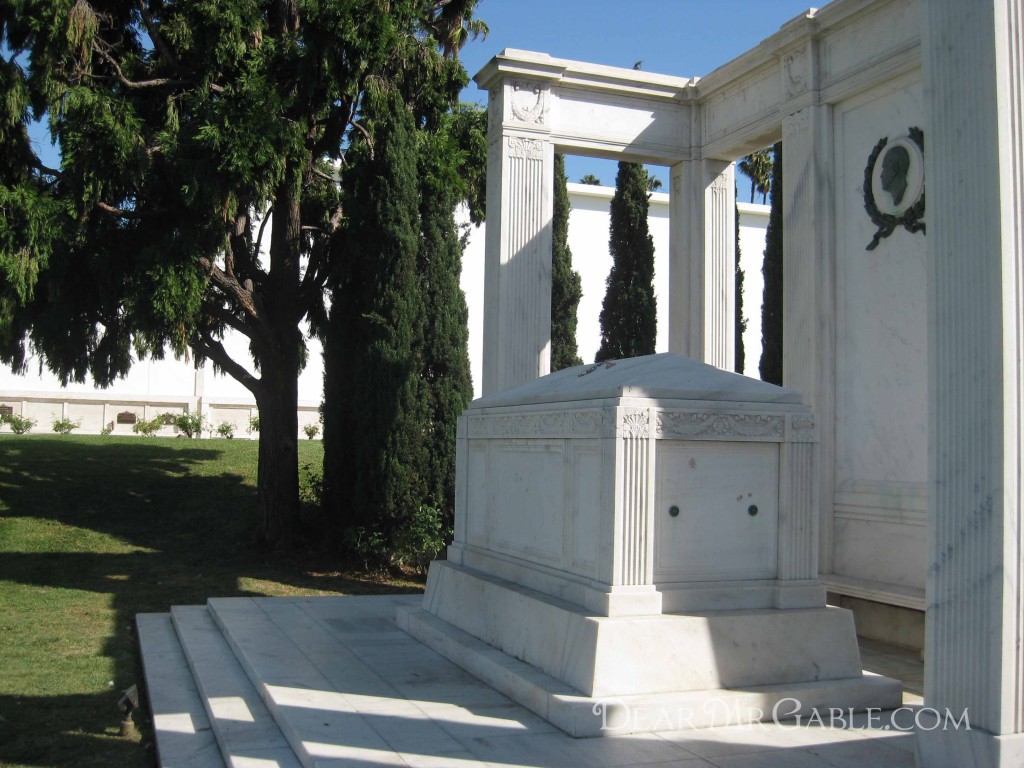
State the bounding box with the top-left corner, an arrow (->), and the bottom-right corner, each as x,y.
0,435 -> 422,768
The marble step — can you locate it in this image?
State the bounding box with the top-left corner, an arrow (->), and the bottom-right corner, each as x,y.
206,595 -> 492,768
136,613 -> 224,768
170,605 -> 302,768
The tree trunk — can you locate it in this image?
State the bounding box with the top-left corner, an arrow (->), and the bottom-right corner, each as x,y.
254,159 -> 304,548
254,351 -> 300,548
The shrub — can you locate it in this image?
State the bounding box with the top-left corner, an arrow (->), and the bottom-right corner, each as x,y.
247,414 -> 260,434
173,412 -> 207,439
393,505 -> 449,575
216,421 -> 235,439
100,421 -> 114,436
302,423 -> 320,440
343,526 -> 391,572
2,413 -> 36,434
132,415 -> 164,436
299,462 -> 323,506
52,417 -> 81,435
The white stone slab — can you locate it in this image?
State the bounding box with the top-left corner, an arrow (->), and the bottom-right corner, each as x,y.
400,602 -> 902,738
471,353 -> 802,409
416,563 -> 899,706
170,606 -> 301,768
207,595 -> 529,768
136,613 -> 225,768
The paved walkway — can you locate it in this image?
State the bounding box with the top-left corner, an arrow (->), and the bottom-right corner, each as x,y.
139,594 -> 923,768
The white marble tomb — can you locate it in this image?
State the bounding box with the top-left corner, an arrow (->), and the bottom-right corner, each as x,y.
399,354 -> 901,736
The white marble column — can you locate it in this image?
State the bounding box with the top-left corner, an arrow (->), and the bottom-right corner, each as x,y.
481,80 -> 555,395
780,105 -> 836,575
668,159 -> 735,369
918,1 -> 1024,766
775,436 -> 823,609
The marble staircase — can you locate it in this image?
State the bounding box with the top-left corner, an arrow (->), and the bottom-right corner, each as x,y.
137,594 -> 921,768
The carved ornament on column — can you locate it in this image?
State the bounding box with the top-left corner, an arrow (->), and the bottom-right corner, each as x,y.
782,45 -> 809,99
787,415 -> 816,441
621,409 -> 651,439
510,81 -> 546,125
507,136 -> 545,160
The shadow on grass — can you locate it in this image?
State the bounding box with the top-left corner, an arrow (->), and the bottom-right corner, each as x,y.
0,436 -> 421,768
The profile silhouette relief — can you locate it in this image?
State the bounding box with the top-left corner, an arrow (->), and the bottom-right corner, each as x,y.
880,144 -> 910,206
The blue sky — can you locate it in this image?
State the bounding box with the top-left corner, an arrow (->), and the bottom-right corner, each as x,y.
23,1 -> 815,193
456,0 -> 816,190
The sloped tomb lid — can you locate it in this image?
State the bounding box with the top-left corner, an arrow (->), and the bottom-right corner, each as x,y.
470,353 -> 803,409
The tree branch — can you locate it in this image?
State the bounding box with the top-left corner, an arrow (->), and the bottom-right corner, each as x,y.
202,300 -> 253,339
198,255 -> 261,319
136,1 -> 183,74
298,204 -> 343,305
32,158 -> 62,177
349,118 -> 372,149
192,329 -> 263,398
95,200 -> 154,218
93,41 -> 188,90
254,206 -> 273,259
311,167 -> 337,183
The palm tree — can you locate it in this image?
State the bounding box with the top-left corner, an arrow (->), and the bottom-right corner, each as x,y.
421,0 -> 488,58
739,148 -> 773,203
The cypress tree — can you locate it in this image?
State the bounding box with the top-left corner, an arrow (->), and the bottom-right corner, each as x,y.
760,142 -> 784,385
551,154 -> 584,370
596,162 -> 657,362
416,112 -> 475,522
322,90 -> 426,549
735,201 -> 746,374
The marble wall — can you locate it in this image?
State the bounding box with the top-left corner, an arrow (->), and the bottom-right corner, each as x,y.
829,74 -> 929,598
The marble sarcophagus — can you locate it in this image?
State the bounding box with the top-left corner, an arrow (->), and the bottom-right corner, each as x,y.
399,354 -> 900,736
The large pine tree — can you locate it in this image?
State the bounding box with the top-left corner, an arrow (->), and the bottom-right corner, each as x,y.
322,89 -> 426,547
596,162 -> 657,361
551,154 -> 583,370
759,142 -> 784,385
0,0 -> 483,547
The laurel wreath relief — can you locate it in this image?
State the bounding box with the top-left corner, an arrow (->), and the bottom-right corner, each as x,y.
863,126 -> 926,251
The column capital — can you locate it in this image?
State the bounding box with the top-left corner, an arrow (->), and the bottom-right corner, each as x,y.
484,77 -> 556,143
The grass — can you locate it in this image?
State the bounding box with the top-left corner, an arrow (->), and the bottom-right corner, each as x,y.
0,434 -> 423,768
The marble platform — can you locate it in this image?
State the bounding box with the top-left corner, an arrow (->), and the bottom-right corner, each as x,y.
138,594 -> 922,768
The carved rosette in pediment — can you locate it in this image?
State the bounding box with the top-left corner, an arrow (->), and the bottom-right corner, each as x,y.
507,136 -> 545,160
509,80 -> 546,125
656,412 -> 785,440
